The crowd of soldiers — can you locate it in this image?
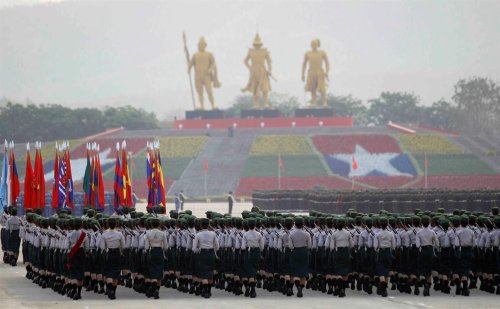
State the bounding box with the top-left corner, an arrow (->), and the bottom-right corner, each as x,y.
1,204 -> 500,301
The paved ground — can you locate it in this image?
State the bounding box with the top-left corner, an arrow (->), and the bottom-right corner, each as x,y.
135,202 -> 254,217
0,261 -> 498,309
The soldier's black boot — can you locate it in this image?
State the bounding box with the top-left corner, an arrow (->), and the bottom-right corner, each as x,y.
73,285 -> 82,300
461,280 -> 470,296
413,279 -> 419,296
333,279 -> 340,296
327,279 -> 333,294
423,282 -> 430,297
107,284 -> 116,300
348,275 -> 355,290
189,282 -> 196,294
338,281 -> 346,298
286,281 -> 294,296
244,282 -> 250,297
296,281 -> 304,298
98,281 -> 105,294
250,282 -> 257,298
469,275 -> 477,289
441,280 -> 450,294
454,279 -> 462,295
195,282 -> 202,296
356,275 -> 362,291
154,285 -> 160,299
380,282 -> 388,297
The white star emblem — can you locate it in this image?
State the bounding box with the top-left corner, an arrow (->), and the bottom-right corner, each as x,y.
329,145 -> 413,177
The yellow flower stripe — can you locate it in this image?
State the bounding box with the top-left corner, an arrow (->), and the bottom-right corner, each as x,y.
250,135 -> 313,155
397,134 -> 462,154
159,136 -> 208,158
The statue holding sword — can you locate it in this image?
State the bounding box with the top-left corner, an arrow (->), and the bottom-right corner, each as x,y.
301,38 -> 330,108
241,33 -> 274,109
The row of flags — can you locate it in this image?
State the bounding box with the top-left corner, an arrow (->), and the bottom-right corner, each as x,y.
0,141 -> 20,211
0,139 -> 168,210
146,140 -> 166,207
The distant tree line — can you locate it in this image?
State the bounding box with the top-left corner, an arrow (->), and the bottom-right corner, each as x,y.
0,104 -> 160,142
228,77 -> 500,134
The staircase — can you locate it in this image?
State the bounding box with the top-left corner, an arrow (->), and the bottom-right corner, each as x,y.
168,135 -> 254,197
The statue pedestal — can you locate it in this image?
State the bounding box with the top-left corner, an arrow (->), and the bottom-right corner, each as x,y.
295,108 -> 334,118
241,109 -> 280,119
186,110 -> 225,120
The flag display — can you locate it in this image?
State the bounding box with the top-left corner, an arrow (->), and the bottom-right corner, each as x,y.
147,140 -> 166,207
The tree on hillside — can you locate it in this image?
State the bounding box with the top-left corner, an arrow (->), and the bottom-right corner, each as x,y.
452,77 -> 500,134
0,102 -> 160,142
421,99 -> 459,131
367,92 -> 421,125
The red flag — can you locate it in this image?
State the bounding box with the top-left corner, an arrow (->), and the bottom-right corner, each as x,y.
278,154 -> 285,172
351,156 -> 358,171
203,158 -> 208,172
51,147 -> 59,208
114,146 -> 124,208
23,146 -> 34,209
34,144 -> 45,208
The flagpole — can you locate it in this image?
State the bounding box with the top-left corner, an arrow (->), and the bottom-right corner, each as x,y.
351,176 -> 354,190
204,170 -> 208,201
424,152 -> 428,189
278,156 -> 281,190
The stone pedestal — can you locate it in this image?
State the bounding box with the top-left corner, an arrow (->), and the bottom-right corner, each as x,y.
185,110 -> 225,120
240,109 -> 280,119
295,108 -> 334,118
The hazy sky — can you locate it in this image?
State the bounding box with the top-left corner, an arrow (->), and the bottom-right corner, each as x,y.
1,0 -> 499,119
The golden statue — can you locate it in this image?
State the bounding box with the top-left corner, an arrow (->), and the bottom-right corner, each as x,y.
187,37 -> 221,110
301,39 -> 330,107
242,34 -> 273,109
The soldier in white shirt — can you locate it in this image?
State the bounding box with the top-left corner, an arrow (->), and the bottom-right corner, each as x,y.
241,218 -> 264,298
193,218 -> 219,298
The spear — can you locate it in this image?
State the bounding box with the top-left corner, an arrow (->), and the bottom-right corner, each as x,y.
183,31 -> 196,110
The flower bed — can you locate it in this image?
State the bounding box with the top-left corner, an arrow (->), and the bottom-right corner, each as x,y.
250,135 -> 313,155
397,134 -> 462,154
158,136 -> 208,158
414,154 -> 495,175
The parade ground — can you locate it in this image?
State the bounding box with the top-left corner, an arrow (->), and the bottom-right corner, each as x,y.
0,258 -> 498,309
0,201 -> 498,309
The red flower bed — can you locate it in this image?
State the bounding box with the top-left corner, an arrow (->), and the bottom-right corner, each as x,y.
411,175 -> 500,189
236,176 -> 353,196
71,138 -> 149,159
312,134 -> 402,154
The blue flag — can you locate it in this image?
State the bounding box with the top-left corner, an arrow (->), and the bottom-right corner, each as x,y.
0,148 -> 7,213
